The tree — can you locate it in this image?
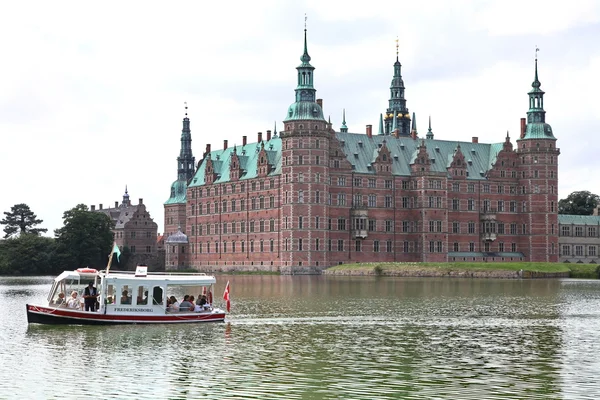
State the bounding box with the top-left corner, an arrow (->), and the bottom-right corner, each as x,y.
1,203 -> 47,238
0,234 -> 58,275
558,191 -> 600,215
54,204 -> 114,269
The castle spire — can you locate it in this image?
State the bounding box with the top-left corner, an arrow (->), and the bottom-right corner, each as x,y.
426,115 -> 433,139
521,47 -> 554,139
384,37 -> 409,136
122,185 -> 130,206
378,113 -> 384,135
301,14 -> 311,65
177,101 -> 196,181
340,109 -> 348,133
283,20 -> 325,122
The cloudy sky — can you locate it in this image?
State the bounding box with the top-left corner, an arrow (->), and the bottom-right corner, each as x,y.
1,0 -> 599,236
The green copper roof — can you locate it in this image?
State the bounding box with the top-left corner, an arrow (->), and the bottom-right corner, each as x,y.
189,137 -> 282,187
335,132 -> 504,178
164,179 -> 188,205
284,101 -> 326,122
523,123 -> 555,140
558,215 -> 600,225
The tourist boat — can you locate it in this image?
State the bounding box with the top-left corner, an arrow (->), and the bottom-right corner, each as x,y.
26,264 -> 227,325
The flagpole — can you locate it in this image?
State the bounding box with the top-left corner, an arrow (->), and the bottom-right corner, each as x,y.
106,249 -> 115,274
103,243 -> 116,315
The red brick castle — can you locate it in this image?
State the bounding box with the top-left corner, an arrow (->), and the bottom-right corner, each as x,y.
164,29 -> 559,273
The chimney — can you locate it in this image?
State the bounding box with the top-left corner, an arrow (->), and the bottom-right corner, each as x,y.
223,139 -> 228,150
91,205 -> 96,211
99,203 -> 103,210
139,198 -> 143,205
205,143 -> 211,155
366,124 -> 372,138
242,135 -> 247,146
520,118 -> 526,139
114,201 -> 118,208
316,98 -> 323,111
258,132 -> 262,142
266,130 -> 271,141
472,137 -> 478,143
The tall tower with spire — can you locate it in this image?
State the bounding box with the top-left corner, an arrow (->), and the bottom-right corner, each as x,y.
517,49 -> 560,262
384,38 -> 411,136
280,20 -> 331,272
164,103 -> 196,244
177,103 -> 196,181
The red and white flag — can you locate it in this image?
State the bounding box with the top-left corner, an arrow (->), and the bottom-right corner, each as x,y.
223,281 -> 230,312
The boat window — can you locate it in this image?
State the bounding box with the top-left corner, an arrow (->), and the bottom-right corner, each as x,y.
49,281 -> 68,306
152,286 -> 164,305
136,285 -> 149,305
105,284 -> 116,304
120,285 -> 132,305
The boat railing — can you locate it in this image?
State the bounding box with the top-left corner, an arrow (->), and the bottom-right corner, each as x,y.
97,270 -> 208,276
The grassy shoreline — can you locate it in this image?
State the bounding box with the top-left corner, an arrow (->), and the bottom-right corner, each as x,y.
326,262 -> 600,279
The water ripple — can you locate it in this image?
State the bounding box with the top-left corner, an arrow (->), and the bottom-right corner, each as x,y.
2,276 -> 600,398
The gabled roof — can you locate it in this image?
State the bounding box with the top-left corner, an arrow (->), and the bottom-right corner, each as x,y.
96,204 -> 154,229
336,133 -> 505,178
189,137 -> 282,187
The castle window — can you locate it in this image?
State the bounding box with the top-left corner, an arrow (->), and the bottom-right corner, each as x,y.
368,195 -> 376,208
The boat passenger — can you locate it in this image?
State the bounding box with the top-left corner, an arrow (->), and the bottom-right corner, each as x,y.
179,295 -> 194,312
66,291 -> 80,309
121,290 -> 131,305
199,295 -> 208,307
55,292 -> 65,306
168,296 -> 179,312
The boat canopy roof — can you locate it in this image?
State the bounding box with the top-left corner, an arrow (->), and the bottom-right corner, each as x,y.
53,270 -> 217,286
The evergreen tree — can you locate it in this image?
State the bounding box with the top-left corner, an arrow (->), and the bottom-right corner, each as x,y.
558,191 -> 600,215
1,203 -> 48,238
54,204 -> 114,269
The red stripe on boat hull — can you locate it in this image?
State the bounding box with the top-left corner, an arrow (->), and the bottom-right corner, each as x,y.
26,304 -> 226,325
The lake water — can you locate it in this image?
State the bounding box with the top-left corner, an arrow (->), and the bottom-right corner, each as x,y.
2,275 -> 600,399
